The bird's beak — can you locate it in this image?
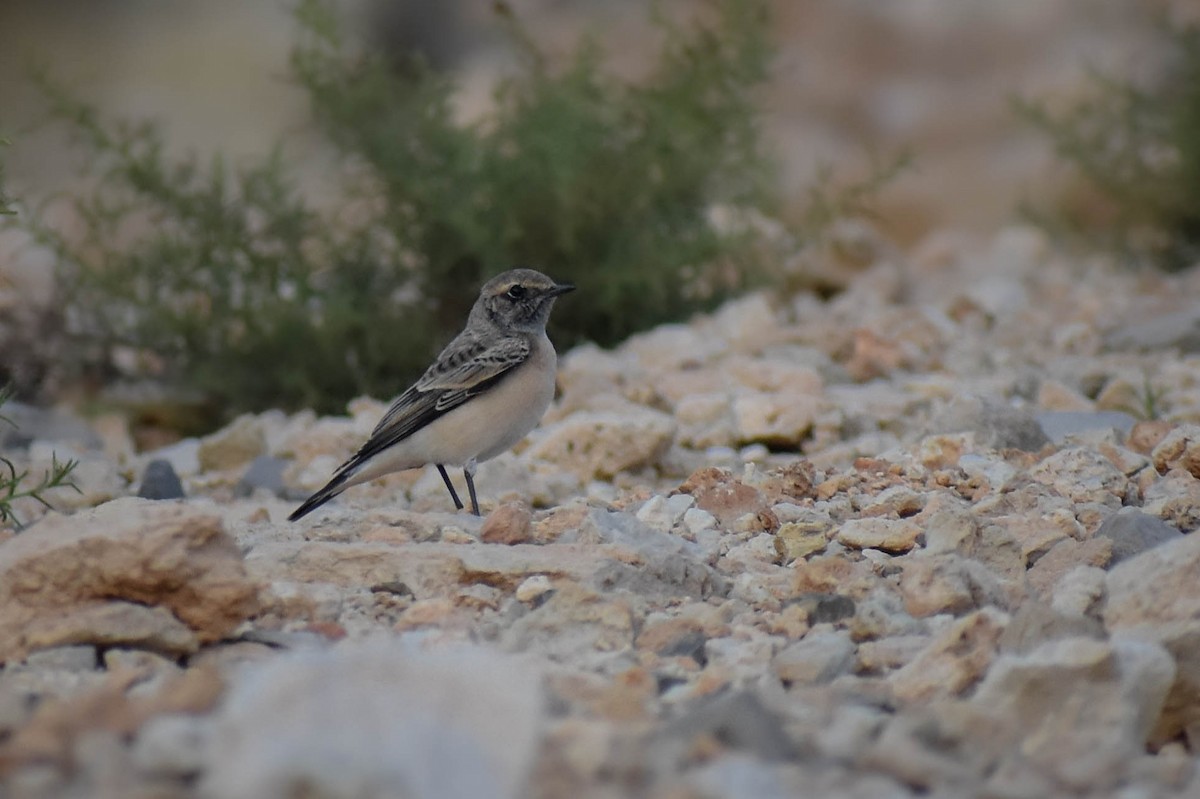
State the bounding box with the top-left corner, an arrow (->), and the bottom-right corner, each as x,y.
547,283 -> 576,297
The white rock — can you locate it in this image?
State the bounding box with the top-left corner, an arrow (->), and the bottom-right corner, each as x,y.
515,575 -> 554,603
635,494 -> 695,532
732,391 -> 822,448
623,323 -> 725,371
202,639 -> 544,799
971,636 -> 1175,790
132,713 -> 211,777
1050,565 -> 1107,618
683,508 -> 718,535
675,393 -> 736,448
724,533 -> 782,567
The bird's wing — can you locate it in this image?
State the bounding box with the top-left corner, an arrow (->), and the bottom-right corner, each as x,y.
339,334 -> 532,471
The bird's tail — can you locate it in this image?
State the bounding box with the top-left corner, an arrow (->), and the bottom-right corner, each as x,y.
288,472 -> 351,522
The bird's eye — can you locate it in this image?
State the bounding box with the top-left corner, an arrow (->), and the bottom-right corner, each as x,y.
506,285 -> 527,300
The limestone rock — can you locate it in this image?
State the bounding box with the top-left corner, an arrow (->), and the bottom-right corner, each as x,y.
1140,468 -> 1200,530
1105,529 -> 1200,629
1151,424 -> 1200,478
1026,537 -> 1112,600
202,640 -> 544,799
835,518 -> 921,554
634,494 -> 695,533
0,498 -> 259,662
1030,446 -> 1136,507
971,636 -> 1175,790
772,630 -> 855,685
526,409 -> 676,481
198,414 -> 266,472
898,554 -> 1012,617
731,391 -> 822,448
889,608 -> 1007,703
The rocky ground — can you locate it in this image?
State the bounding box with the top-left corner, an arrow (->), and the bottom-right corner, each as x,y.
3,226 -> 1200,798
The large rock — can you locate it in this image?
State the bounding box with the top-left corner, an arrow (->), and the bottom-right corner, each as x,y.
897,553 -> 1013,617
202,640 -> 544,799
1140,468 -> 1200,531
1105,307 -> 1200,353
1030,446 -> 1136,507
1139,621 -> 1200,747
525,409 -> 676,480
1035,410 -> 1137,445
971,636 -> 1175,790
731,391 -> 821,448
197,414 -> 267,472
1105,529 -> 1200,629
772,630 -> 855,685
1094,507 -> 1183,565
0,498 -> 260,661
928,396 -> 1049,452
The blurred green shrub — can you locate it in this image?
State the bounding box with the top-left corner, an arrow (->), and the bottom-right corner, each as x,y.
1016,21 -> 1200,270
22,0 -> 784,416
0,138 -> 14,216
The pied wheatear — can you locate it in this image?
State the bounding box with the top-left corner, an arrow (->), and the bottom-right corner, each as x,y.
289,268 -> 574,520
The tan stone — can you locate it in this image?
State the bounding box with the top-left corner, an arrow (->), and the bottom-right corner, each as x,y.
793,553 -> 879,598
1128,420 -> 1174,456
775,520 -> 830,562
674,392 -> 736,448
0,499 -> 259,662
835,517 -> 922,554
889,608 -> 1007,703
732,391 -> 822,448
198,414 -> 266,472
899,554 -> 1013,618
972,637 -> 1175,790
1106,530 -> 1200,629
1037,379 -> 1094,412
1026,537 -> 1112,600
675,467 -> 768,529
1152,424 -> 1200,478
481,503 -> 534,545
526,410 -> 676,481
23,602 -> 199,656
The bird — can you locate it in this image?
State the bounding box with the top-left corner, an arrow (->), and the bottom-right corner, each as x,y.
289,268 -> 575,521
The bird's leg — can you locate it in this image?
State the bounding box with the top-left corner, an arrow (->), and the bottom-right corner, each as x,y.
436,464 -> 464,510
463,458 -> 480,517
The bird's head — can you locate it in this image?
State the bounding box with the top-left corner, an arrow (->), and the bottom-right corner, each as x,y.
474,268 -> 575,333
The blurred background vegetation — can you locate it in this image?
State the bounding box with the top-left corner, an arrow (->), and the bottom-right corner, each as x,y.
0,0 -> 1195,434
